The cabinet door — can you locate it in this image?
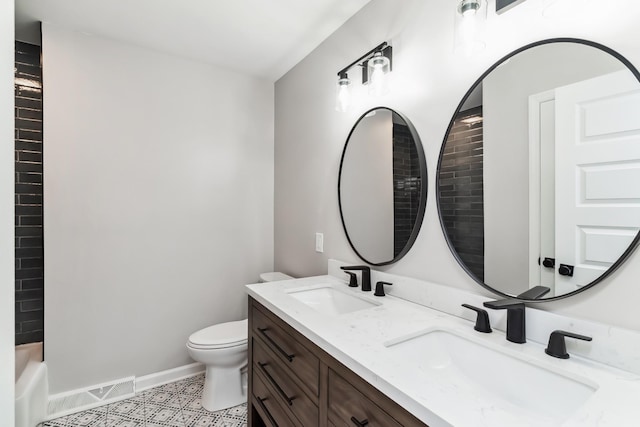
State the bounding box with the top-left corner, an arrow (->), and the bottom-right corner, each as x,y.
253,338 -> 319,426
328,369 -> 403,427
249,298 -> 428,427
252,368 -> 298,427
252,304 -> 320,396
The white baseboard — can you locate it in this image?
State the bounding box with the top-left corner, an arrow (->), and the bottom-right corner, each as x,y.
135,362 -> 204,392
46,363 -> 205,420
47,376 -> 135,420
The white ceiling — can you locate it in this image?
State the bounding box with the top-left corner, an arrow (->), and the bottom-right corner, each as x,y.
15,0 -> 371,81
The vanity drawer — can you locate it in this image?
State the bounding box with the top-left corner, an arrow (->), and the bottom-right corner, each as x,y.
252,368 -> 297,427
328,369 -> 403,427
252,304 -> 320,396
253,338 -> 319,426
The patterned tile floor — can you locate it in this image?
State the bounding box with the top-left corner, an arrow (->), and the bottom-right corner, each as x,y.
39,374 -> 247,427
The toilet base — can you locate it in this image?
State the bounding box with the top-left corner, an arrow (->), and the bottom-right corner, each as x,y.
201,363 -> 247,412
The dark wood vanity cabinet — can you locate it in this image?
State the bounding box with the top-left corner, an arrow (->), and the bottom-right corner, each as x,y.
248,297 -> 428,427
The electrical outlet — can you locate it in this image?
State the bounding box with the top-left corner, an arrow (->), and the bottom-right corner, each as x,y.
315,233 -> 324,253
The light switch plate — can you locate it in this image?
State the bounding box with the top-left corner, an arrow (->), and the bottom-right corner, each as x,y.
315,233 -> 324,253
496,0 -> 527,14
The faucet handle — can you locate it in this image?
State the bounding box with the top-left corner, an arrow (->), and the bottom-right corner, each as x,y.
545,330 -> 592,359
340,265 -> 370,271
483,299 -> 524,310
517,286 -> 551,300
374,281 -> 392,297
340,265 -> 371,292
344,271 -> 358,287
461,304 -> 492,333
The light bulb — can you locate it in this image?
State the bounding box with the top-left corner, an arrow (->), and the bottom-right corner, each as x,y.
367,52 -> 390,97
458,0 -> 481,18
455,0 -> 486,56
369,67 -> 386,96
462,8 -> 476,17
335,76 -> 351,112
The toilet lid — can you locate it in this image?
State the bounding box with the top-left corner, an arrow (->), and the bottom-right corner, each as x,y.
188,319 -> 248,349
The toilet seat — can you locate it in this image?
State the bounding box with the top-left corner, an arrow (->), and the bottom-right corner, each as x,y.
188,319 -> 248,350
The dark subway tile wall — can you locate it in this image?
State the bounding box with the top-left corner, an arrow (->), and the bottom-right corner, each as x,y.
15,41 -> 44,345
392,122 -> 421,257
439,107 -> 484,281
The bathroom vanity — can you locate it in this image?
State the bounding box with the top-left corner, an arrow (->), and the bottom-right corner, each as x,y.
246,261 -> 640,427
248,295 -> 425,427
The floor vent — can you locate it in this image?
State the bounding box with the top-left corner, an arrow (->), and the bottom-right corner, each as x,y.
47,376 -> 135,419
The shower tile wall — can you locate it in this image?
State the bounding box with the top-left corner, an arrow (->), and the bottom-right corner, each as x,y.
15,41 -> 44,345
392,123 -> 421,257
439,107 -> 484,281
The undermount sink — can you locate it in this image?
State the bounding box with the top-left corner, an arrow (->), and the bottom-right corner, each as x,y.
286,285 -> 380,316
385,329 -> 597,423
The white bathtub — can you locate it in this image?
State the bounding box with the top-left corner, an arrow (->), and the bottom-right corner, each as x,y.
15,343 -> 48,427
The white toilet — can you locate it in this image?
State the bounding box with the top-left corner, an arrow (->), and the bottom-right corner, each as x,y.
186,272 -> 293,412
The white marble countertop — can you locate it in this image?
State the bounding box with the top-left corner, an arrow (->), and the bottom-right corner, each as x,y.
246,272 -> 640,427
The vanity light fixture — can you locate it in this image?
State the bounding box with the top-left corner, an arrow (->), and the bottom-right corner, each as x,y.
454,0 -> 487,56
335,41 -> 392,112
335,72 -> 352,112
458,0 -> 481,17
367,51 -> 391,96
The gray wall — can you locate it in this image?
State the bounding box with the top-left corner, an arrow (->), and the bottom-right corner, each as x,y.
42,24 -> 274,393
483,42 -> 624,295
1,0 -> 15,424
274,0 -> 640,331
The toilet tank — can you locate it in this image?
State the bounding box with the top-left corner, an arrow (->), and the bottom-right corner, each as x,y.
259,272 -> 293,283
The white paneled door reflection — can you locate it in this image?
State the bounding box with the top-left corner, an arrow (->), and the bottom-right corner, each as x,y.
554,70 -> 640,294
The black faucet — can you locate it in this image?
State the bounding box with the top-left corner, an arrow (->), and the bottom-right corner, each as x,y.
483,300 -> 526,343
483,286 -> 551,344
340,265 -> 371,291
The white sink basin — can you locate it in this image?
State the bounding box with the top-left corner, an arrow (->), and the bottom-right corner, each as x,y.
287,285 -> 380,316
385,329 -> 597,423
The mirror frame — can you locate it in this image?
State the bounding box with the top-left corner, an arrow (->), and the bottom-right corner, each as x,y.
338,106 -> 428,266
436,38 -> 640,302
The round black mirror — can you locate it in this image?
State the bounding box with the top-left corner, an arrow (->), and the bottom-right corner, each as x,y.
437,38 -> 640,301
339,107 -> 427,266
